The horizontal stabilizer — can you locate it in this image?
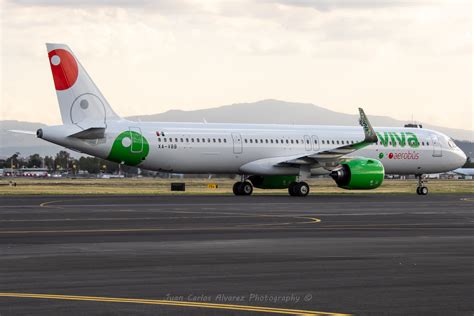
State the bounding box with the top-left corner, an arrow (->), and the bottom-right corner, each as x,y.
68,127 -> 105,139
8,130 -> 36,135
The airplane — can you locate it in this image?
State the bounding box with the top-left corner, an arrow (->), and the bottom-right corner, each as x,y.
453,168 -> 474,176
30,43 -> 467,196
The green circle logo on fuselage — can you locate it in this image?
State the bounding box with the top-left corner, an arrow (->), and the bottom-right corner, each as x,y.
107,131 -> 149,166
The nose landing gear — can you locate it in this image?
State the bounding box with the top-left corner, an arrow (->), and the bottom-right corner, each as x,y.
416,174 -> 428,195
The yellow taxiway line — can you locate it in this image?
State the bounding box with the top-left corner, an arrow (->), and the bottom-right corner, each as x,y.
0,293 -> 350,316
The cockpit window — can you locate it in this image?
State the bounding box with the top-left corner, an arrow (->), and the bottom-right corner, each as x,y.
448,139 -> 457,149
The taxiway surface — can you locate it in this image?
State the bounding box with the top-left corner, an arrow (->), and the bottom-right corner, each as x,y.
0,194 -> 473,315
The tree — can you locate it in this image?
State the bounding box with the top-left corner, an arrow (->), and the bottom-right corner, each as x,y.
78,156 -> 101,174
54,150 -> 71,171
27,154 -> 43,168
5,152 -> 21,169
44,156 -> 54,170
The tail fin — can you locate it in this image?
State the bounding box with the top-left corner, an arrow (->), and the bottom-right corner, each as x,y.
46,43 -> 120,128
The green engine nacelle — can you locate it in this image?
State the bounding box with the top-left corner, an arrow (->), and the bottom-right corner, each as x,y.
248,175 -> 297,189
330,159 -> 384,190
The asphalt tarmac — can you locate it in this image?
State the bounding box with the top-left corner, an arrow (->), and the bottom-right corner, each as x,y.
0,194 -> 473,315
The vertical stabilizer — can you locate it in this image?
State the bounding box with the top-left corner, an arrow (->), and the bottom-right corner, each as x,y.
46,43 -> 120,128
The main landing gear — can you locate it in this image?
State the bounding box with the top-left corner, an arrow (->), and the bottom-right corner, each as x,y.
288,181 -> 310,197
416,174 -> 428,195
233,181 -> 253,196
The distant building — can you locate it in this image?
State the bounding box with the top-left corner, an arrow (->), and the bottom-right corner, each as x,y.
1,167 -> 49,177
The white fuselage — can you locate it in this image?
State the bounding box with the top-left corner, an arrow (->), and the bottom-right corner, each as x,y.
41,121 -> 467,176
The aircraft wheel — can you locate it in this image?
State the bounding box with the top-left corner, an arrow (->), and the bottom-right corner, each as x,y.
233,182 -> 241,195
240,181 -> 253,196
420,186 -> 428,195
288,182 -> 298,196
295,182 -> 310,197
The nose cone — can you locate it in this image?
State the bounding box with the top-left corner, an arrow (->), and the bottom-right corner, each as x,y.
454,150 -> 468,169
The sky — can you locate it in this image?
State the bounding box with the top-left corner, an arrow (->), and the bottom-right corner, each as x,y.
0,0 -> 472,130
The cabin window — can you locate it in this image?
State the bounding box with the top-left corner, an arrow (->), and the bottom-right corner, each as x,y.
180,138 -> 183,142
213,138 -> 216,143
295,140 -> 299,144
218,138 -> 222,143
422,142 -> 424,146
426,142 -> 429,146
192,138 -> 195,142
185,138 -> 188,142
207,138 -> 211,143
164,138 -> 167,142
244,139 -> 248,143
260,139 -> 263,143
224,139 -> 227,143
250,139 -> 253,143
314,140 -> 318,144
285,139 -> 288,144
265,139 -> 269,143
197,138 -> 200,143
271,139 -> 274,143
306,140 -> 310,144
158,138 -> 161,142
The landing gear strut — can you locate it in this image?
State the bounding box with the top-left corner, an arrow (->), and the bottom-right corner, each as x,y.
416,174 -> 428,195
288,181 -> 310,197
233,181 -> 253,196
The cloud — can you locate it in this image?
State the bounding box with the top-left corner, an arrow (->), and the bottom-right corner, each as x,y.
269,0 -> 445,11
1,0 -> 472,130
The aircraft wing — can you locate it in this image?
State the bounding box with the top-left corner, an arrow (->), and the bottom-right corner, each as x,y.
239,108 -> 379,175
278,108 -> 378,167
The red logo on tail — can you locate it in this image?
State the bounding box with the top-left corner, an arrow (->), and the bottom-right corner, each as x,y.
48,49 -> 78,91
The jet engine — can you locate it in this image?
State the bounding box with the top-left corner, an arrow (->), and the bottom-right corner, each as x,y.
330,159 -> 384,190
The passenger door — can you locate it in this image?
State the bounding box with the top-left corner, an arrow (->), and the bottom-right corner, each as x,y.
431,135 -> 442,157
129,127 -> 143,153
231,133 -> 243,154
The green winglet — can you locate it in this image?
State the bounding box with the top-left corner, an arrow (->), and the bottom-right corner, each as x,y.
358,108 -> 378,143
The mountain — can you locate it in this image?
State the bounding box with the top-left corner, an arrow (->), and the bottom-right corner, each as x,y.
128,100 -> 472,141
1,100 -> 472,157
